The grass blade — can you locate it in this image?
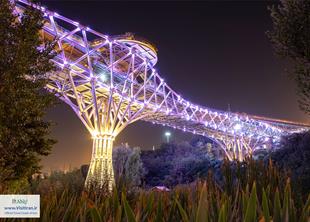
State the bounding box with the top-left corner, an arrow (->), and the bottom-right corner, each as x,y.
243,182 -> 257,222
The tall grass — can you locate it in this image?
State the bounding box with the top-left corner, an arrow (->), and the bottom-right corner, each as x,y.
1,159 -> 309,221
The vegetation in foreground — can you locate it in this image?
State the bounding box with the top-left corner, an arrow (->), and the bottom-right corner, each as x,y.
0,132 -> 309,221
1,155 -> 309,222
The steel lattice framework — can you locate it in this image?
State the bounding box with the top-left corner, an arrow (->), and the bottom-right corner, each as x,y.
15,0 -> 310,189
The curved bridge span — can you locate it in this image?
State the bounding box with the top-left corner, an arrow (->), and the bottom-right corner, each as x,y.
15,0 -> 310,189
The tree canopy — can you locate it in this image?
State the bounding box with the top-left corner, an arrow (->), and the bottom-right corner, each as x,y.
0,0 -> 56,188
267,0 -> 310,115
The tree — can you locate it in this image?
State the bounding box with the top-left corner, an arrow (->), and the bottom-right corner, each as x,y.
0,0 -> 56,188
267,0 -> 310,114
141,140 -> 222,187
271,131 -> 310,195
113,145 -> 146,191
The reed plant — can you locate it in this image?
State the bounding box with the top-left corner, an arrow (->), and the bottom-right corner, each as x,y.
1,159 -> 309,222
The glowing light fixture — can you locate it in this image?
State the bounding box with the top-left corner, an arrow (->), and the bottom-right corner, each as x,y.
234,123 -> 242,131
100,72 -> 108,82
165,131 -> 171,143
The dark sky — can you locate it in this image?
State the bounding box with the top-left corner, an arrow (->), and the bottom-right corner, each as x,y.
41,1 -> 309,172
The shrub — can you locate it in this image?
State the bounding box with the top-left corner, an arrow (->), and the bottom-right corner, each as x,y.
113,145 -> 146,192
30,169 -> 84,196
270,131 -> 310,198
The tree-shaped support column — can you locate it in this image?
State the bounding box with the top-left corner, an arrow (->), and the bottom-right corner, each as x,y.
69,87 -> 147,191
85,135 -> 115,191
78,92 -> 146,191
220,137 -> 253,161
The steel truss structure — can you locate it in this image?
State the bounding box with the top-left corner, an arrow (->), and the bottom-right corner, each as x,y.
15,0 -> 310,189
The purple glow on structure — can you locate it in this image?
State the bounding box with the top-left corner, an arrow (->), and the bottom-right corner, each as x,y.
14,0 -> 310,164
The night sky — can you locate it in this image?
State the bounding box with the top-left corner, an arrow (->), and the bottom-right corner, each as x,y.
41,1 -> 309,172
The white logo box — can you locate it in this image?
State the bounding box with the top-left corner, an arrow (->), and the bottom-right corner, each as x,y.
0,195 -> 40,218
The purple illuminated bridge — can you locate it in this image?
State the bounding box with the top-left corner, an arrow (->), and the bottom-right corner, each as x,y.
16,1 -> 310,189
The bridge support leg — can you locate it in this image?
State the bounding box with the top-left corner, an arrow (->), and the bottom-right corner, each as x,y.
85,135 -> 115,191
220,137 -> 252,161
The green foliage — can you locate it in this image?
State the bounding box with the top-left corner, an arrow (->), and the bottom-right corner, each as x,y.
31,169 -> 85,195
0,0 -> 56,187
195,183 -> 208,222
267,0 -> 310,115
122,192 -> 137,222
262,188 -> 270,222
243,182 -> 257,222
141,140 -> 222,187
113,145 -> 146,192
1,158 -> 309,221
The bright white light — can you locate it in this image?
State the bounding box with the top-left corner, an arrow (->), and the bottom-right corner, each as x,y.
100,73 -> 108,82
165,131 -> 171,137
165,131 -> 171,143
234,123 -> 242,131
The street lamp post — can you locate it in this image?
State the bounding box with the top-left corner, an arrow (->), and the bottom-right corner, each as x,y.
165,131 -> 171,143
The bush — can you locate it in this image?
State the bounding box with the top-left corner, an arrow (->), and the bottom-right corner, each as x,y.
271,131 -> 310,195
113,145 -> 146,192
30,169 -> 84,195
141,139 -> 222,187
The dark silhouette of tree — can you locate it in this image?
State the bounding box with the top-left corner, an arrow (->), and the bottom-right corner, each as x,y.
271,131 -> 310,195
0,0 -> 56,188
267,0 -> 310,115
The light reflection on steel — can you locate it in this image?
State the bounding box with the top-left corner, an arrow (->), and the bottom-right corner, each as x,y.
15,0 -> 310,189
